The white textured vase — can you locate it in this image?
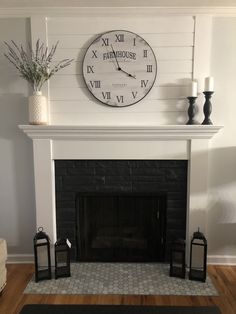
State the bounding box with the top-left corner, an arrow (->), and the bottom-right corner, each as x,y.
28,91 -> 48,125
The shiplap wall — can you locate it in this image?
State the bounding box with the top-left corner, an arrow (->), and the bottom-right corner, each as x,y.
47,16 -> 194,125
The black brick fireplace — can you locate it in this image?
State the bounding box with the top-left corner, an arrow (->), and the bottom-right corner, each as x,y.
55,160 -> 187,262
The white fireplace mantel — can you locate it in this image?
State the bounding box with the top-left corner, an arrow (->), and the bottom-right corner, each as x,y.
19,124 -> 222,140
19,124 -> 223,263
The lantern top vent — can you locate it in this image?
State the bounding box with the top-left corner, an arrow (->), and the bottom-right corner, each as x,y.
34,227 -> 50,242
192,228 -> 207,243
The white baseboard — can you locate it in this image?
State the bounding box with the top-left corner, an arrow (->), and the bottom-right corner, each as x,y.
7,254 -> 34,264
207,255 -> 236,265
6,253 -> 236,265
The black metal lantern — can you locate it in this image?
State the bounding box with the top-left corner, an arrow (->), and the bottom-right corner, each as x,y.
33,227 -> 52,282
189,228 -> 207,282
169,238 -> 186,279
55,238 -> 71,279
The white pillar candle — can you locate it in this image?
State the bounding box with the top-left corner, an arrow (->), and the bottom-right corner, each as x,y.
205,77 -> 214,91
190,80 -> 198,97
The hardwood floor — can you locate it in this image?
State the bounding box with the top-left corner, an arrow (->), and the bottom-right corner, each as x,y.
0,264 -> 236,314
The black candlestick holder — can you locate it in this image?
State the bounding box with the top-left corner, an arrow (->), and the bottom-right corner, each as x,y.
186,96 -> 198,125
202,91 -> 214,125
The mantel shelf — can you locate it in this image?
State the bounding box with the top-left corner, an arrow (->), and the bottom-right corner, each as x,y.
19,124 -> 223,140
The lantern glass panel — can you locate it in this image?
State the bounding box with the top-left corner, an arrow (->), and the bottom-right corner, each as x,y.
56,251 -> 67,267
172,251 -> 184,267
191,244 -> 205,269
36,243 -> 50,270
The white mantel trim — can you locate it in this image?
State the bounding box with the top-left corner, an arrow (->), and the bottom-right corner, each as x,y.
19,125 -> 223,140
19,124 -> 223,265
1,7 -> 236,17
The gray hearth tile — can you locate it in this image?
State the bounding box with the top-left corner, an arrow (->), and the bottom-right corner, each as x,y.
24,263 -> 218,296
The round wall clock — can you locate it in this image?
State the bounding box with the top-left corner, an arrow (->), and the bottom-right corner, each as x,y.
82,30 -> 157,107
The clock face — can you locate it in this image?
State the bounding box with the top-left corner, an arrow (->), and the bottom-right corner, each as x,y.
82,30 -> 157,107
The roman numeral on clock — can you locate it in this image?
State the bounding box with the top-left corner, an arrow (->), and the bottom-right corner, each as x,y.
143,50 -> 148,58
102,38 -> 109,46
115,34 -> 124,42
90,80 -> 101,88
141,80 -> 149,87
92,50 -> 98,58
116,95 -> 124,103
147,65 -> 153,72
87,66 -> 94,73
102,92 -> 111,100
132,91 -> 138,99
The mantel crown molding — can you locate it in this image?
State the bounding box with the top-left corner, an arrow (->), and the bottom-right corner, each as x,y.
19,124 -> 223,140
1,6 -> 236,17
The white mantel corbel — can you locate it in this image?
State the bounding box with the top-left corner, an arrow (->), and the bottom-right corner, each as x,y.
19,124 -> 223,263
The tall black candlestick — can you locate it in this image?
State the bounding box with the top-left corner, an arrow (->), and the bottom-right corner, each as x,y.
202,91 -> 214,125
186,96 -> 198,125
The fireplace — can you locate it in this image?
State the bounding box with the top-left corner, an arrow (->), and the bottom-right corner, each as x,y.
55,160 -> 187,262
19,124 -> 222,264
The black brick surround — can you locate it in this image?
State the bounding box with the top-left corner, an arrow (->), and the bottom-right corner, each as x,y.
55,160 -> 188,261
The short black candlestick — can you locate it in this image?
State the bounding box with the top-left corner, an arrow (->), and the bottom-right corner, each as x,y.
186,96 -> 198,125
202,91 -> 214,125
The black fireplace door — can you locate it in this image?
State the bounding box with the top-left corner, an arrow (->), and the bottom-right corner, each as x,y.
76,194 -> 166,262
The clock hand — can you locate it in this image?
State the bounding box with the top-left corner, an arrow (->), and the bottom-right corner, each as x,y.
119,68 -> 136,79
110,45 -> 135,78
110,44 -> 121,70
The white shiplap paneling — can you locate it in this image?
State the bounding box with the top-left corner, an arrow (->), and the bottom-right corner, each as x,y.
51,111 -> 187,125
30,16 -> 51,123
50,99 -> 187,114
48,16 -> 194,34
50,34 -> 194,51
46,16 -> 194,125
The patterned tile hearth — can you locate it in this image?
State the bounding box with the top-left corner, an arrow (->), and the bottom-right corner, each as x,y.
24,263 -> 218,296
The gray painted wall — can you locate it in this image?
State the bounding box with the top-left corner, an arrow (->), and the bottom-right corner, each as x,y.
207,17 -> 236,258
0,18 -> 36,255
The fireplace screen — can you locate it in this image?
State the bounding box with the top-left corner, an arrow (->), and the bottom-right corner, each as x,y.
76,194 -> 166,262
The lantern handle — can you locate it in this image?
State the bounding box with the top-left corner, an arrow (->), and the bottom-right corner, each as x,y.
38,227 -> 43,232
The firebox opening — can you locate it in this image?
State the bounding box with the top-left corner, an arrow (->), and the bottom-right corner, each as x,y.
76,193 -> 166,262
55,160 -> 188,263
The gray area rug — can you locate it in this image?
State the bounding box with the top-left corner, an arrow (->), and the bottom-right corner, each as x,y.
24,263 -> 218,296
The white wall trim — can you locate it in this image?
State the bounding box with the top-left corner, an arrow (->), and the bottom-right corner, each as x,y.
1,7 -> 236,17
33,139 -> 57,245
208,255 -> 236,265
6,253 -> 236,265
18,123 -> 223,263
7,254 -> 34,264
19,125 -> 223,140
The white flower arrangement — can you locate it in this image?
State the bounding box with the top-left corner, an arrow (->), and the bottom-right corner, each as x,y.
4,39 -> 73,92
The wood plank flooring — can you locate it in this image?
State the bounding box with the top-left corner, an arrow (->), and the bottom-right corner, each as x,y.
0,264 -> 236,314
